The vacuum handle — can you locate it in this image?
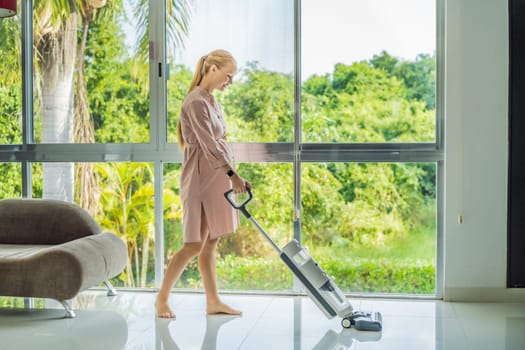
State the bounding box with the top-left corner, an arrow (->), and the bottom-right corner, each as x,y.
225,188 -> 282,253
224,189 -> 253,218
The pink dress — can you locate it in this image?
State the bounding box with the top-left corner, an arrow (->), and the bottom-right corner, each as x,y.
179,86 -> 239,242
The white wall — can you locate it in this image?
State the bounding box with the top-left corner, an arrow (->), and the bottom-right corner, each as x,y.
444,0 -> 525,301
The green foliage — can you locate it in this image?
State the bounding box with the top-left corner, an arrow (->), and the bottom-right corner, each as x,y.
318,257 -> 435,294
301,163 -> 349,245
85,19 -> 150,143
212,255 -> 434,294
369,51 -> 399,75
30,163 -> 43,199
0,163 -> 21,199
236,163 -> 294,245
300,162 -> 435,247
0,18 -> 21,87
95,162 -> 181,288
0,85 -> 22,145
217,255 -> 293,290
333,61 -> 404,99
222,62 -> 294,142
371,51 -> 436,110
303,54 -> 435,143
0,86 -> 22,199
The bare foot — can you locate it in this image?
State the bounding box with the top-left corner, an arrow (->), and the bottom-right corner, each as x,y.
156,300 -> 176,319
206,301 -> 242,316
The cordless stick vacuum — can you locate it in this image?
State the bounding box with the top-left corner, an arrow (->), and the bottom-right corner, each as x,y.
224,189 -> 382,332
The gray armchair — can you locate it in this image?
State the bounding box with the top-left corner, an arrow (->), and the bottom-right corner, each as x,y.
0,198 -> 127,318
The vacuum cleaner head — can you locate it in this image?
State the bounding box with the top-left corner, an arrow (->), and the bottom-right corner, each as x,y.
341,311 -> 383,331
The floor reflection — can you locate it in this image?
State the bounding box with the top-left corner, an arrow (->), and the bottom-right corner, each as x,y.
156,314 -> 240,350
4,292 -> 525,350
311,327 -> 382,350
0,308 -> 128,350
506,317 -> 525,350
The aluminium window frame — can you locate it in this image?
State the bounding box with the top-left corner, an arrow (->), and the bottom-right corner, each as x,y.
0,0 -> 444,298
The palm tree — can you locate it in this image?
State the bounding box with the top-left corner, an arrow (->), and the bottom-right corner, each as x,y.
96,162 -> 181,287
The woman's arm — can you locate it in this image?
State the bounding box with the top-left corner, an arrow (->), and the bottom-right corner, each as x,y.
185,100 -> 231,168
219,165 -> 251,193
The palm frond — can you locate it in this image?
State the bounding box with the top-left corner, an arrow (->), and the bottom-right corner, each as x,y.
166,0 -> 192,57
132,0 -> 192,64
0,18 -> 22,85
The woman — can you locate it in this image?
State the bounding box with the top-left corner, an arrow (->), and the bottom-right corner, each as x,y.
156,49 -> 251,319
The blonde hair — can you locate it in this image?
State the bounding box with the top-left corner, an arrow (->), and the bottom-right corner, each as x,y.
177,49 -> 237,149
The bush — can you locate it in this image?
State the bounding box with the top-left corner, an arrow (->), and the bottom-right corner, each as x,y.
317,257 -> 435,294
216,255 -> 292,290
213,255 -> 435,294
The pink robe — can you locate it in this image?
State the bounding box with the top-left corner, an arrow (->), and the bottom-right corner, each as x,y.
179,86 -> 239,242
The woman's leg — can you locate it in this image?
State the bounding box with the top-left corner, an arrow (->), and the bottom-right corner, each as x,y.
197,210 -> 241,315
156,242 -> 202,318
198,238 -> 241,315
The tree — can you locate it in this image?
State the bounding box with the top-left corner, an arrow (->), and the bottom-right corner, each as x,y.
370,51 -> 436,110
34,1 -> 81,201
395,53 -> 436,110
370,50 -> 399,75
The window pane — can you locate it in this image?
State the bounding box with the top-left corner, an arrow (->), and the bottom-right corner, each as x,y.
32,3 -> 150,144
301,0 -> 436,143
302,162 -> 436,294
32,162 -> 156,288
163,162 -> 294,291
0,163 -> 21,199
0,14 -> 22,144
167,0 -> 294,143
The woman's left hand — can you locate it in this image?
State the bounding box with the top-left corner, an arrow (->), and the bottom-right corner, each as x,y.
231,173 -> 250,193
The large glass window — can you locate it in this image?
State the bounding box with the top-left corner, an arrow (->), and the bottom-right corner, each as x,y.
302,162 -> 437,294
32,2 -> 150,144
2,1 -> 441,296
167,0 -> 294,143
301,0 -> 436,143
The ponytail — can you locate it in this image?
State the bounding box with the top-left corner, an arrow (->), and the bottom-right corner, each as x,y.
177,120 -> 184,149
177,49 -> 236,150
187,56 -> 208,95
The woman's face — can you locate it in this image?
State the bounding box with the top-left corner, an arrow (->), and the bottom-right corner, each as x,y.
213,61 -> 236,92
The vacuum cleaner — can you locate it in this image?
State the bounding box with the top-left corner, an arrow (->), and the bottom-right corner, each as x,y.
225,189 -> 383,332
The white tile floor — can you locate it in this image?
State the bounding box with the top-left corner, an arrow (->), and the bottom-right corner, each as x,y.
1,290 -> 525,350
